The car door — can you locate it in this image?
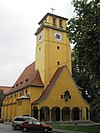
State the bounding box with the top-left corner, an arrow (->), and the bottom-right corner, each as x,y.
30,120 -> 43,132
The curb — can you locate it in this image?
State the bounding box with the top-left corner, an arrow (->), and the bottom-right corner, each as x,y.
53,129 -> 75,133
53,128 -> 91,133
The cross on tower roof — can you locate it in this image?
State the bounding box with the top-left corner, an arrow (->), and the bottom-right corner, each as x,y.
50,8 -> 55,14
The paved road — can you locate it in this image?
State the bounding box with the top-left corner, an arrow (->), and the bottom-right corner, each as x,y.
0,123 -> 57,133
0,123 -> 22,133
0,123 -> 78,133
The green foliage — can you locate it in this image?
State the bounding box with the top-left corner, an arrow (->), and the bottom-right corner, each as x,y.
0,90 -> 4,106
67,0 -> 100,121
53,123 -> 100,133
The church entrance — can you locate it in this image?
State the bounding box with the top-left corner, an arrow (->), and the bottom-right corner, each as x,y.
72,107 -> 79,120
86,107 -> 89,120
51,106 -> 60,121
32,106 -> 38,119
0,107 -> 1,119
40,106 -> 50,121
62,107 -> 70,121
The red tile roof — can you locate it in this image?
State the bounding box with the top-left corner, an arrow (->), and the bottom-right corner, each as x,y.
32,65 -> 65,105
6,62 -> 44,95
0,86 -> 11,94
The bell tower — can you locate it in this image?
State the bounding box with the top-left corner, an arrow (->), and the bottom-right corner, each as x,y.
35,13 -> 71,87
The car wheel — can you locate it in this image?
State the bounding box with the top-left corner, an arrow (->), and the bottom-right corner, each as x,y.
15,125 -> 21,130
23,127 -> 28,132
44,128 -> 48,133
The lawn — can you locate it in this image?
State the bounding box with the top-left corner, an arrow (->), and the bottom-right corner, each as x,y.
52,123 -> 100,133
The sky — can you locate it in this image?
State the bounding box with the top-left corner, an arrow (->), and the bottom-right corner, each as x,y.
0,0 -> 74,86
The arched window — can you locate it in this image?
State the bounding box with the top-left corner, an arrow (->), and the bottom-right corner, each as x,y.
62,107 -> 70,121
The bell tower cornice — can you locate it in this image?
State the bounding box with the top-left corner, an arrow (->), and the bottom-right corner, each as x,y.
35,13 -> 68,35
35,24 -> 67,35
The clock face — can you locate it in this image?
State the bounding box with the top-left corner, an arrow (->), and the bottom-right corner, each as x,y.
54,32 -> 62,42
38,33 -> 43,43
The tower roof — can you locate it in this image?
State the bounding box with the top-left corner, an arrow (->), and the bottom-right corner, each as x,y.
35,13 -> 68,35
38,13 -> 68,25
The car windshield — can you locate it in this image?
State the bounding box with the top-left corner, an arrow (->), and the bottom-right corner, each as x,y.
40,121 -> 45,124
33,120 -> 46,125
26,119 -> 45,125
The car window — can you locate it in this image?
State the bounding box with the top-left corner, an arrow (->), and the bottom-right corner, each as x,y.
28,119 -> 33,122
23,118 -> 29,121
26,118 -> 31,120
28,121 -> 33,124
14,117 -> 37,123
14,117 -> 29,121
14,118 -> 23,121
33,120 -> 40,125
40,121 -> 45,124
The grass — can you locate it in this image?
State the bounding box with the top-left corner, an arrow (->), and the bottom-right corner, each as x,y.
52,123 -> 100,133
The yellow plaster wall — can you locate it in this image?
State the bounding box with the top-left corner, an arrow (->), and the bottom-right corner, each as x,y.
35,25 -> 71,86
36,67 -> 90,112
1,85 -> 43,121
17,99 -> 30,116
12,104 -> 17,120
29,86 -> 43,103
45,16 -> 66,30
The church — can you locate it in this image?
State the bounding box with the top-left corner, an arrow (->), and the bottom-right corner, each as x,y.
1,13 -> 90,122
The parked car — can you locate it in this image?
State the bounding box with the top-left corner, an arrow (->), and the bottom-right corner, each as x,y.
12,116 -> 36,130
0,118 -> 4,123
22,119 -> 52,132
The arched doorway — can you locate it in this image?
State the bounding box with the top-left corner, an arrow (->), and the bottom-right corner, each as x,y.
86,107 -> 89,120
62,107 -> 70,121
40,106 -> 50,121
72,107 -> 79,120
32,106 -> 38,119
51,107 -> 60,121
0,107 -> 1,119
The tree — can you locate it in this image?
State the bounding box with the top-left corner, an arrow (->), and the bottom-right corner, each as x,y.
67,0 -> 100,121
0,89 -> 5,118
0,90 -> 5,106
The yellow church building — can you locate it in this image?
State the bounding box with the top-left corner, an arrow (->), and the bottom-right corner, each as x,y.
1,13 -> 90,122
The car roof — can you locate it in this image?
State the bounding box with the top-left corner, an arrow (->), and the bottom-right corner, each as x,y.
14,116 -> 36,119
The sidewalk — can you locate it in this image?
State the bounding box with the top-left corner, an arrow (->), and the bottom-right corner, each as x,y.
53,128 -> 88,133
53,128 -> 74,133
4,121 -> 12,125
